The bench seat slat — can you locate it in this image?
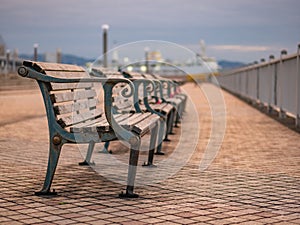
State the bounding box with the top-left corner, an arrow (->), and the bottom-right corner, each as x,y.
71,112 -> 159,136
118,113 -> 148,127
70,117 -> 107,133
152,103 -> 174,114
70,113 -> 126,133
133,113 -> 160,135
58,108 -> 103,128
165,97 -> 182,106
96,113 -> 137,131
30,61 -> 86,72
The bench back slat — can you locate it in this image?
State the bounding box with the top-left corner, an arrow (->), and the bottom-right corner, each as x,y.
51,82 -> 94,91
54,98 -> 99,115
46,70 -> 89,79
24,61 -> 104,129
50,89 -> 97,103
91,67 -> 135,113
24,61 -> 86,73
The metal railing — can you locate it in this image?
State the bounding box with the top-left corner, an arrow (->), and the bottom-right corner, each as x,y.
217,44 -> 300,128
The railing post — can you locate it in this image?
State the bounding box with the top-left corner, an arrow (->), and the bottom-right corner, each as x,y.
246,69 -> 249,97
296,44 -> 300,128
258,58 -> 265,108
256,64 -> 260,103
268,55 -> 275,113
279,49 -> 287,119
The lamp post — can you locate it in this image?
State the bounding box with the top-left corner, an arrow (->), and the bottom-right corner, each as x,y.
144,47 -> 149,73
102,24 -> 109,68
56,48 -> 62,63
5,49 -> 10,75
33,43 -> 39,61
12,49 -> 18,72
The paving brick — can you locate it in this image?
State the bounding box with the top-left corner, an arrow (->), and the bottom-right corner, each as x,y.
0,83 -> 299,224
121,221 -> 147,225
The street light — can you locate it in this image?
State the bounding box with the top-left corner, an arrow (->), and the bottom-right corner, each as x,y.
144,47 -> 150,73
33,43 -> 39,61
5,49 -> 10,75
56,48 -> 62,63
102,24 -> 109,68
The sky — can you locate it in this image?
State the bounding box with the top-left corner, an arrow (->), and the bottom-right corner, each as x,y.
1,0 -> 300,63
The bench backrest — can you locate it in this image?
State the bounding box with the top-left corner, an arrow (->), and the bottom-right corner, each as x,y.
123,71 -> 161,103
24,61 -> 103,130
90,67 -> 134,113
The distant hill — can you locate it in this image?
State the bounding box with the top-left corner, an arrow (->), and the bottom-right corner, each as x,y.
19,53 -> 95,66
19,53 -> 247,70
217,60 -> 247,70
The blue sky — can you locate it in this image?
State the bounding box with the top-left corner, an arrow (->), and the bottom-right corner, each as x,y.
1,0 -> 299,63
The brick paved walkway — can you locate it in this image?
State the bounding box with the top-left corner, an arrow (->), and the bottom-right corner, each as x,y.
0,83 -> 299,224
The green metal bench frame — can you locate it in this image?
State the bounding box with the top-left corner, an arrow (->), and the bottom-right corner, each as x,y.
17,61 -> 160,198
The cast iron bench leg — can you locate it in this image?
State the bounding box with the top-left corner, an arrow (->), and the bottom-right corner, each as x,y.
119,139 -> 141,198
166,109 -> 175,136
79,141 -> 95,166
155,119 -> 166,155
35,142 -> 62,196
143,122 -> 159,167
98,141 -> 112,154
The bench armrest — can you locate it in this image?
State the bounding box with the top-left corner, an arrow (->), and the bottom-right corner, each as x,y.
128,78 -> 164,118
18,66 -> 132,86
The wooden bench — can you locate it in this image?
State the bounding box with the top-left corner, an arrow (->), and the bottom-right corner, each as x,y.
17,60 -> 161,198
121,71 -> 177,152
148,73 -> 187,127
90,67 -> 175,155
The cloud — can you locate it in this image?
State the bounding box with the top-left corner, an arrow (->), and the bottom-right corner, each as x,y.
210,45 -> 271,52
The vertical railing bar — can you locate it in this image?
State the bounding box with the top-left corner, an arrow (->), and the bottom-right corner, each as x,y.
296,44 -> 300,128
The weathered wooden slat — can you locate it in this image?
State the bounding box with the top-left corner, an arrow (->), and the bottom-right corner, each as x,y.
70,113 -> 127,132
34,61 -> 86,72
113,97 -> 133,110
123,71 -> 145,79
152,103 -> 174,114
113,83 -> 129,93
54,98 -> 100,115
142,73 -> 154,79
91,67 -> 123,78
51,89 -> 97,103
51,82 -> 94,91
46,71 -> 89,79
165,97 -> 182,106
58,108 -> 103,128
133,114 -> 160,135
118,113 -> 152,130
70,117 -> 107,133
96,113 -> 145,132
96,113 -> 137,132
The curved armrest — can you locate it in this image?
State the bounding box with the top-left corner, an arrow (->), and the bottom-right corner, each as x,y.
18,66 -> 132,85
129,79 -> 164,117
